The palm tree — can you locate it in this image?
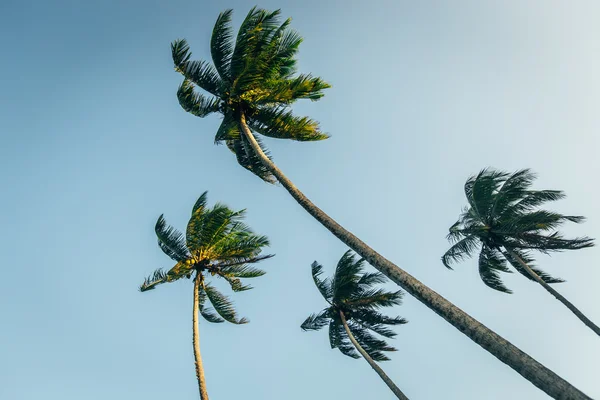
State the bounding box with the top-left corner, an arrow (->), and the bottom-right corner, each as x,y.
170,8 -> 590,398
139,191 -> 273,399
301,251 -> 409,400
442,168 -> 597,335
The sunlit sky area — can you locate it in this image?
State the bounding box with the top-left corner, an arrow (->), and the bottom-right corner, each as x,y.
1,1 -> 599,399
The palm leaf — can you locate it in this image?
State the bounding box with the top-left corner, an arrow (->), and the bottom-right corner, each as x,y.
230,8 -> 281,82
199,288 -> 225,323
328,319 -> 359,359
478,245 -> 513,293
155,215 -> 190,261
441,235 -> 480,269
491,169 -> 536,216
226,135 -> 277,184
191,191 -> 209,217
218,253 -> 273,268
349,322 -> 397,361
221,275 -> 253,292
185,203 -> 232,251
139,268 -> 168,292
352,310 -> 407,338
509,190 -> 565,214
311,261 -> 333,301
346,288 -> 403,309
300,309 -> 330,331
248,106 -> 329,141
332,250 -> 365,301
214,114 -> 241,143
258,74 -> 331,104
210,9 -> 234,82
220,263 -> 269,278
204,284 -> 248,324
503,249 -> 565,284
465,168 -> 508,224
176,79 -> 220,118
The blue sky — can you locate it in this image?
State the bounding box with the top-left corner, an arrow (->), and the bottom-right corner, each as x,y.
1,1 -> 599,399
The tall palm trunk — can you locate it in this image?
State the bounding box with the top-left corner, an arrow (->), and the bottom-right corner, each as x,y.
238,115 -> 590,399
504,247 -> 600,336
339,311 -> 409,400
193,273 -> 209,400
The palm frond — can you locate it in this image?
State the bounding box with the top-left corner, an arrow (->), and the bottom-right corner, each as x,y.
328,320 -> 360,359
214,114 -> 241,143
139,268 -> 168,292
171,39 -> 192,70
155,215 -> 190,261
272,27 -> 303,78
172,39 -> 223,97
515,232 -> 594,253
185,202 -> 235,251
502,211 -> 580,234
210,9 -> 234,82
346,288 -> 403,309
191,191 -> 209,217
491,169 -> 536,216
464,168 -> 508,224
357,271 -> 388,287
218,254 -> 275,270
332,250 -> 366,301
199,288 -> 225,323
221,275 -> 253,292
300,309 -> 330,331
441,235 -> 480,269
230,8 -> 282,82
503,248 -> 565,285
259,74 -> 331,104
226,134 -> 277,183
478,245 -> 513,293
352,310 -> 407,338
510,190 -> 565,214
165,260 -> 194,281
311,261 -> 333,301
248,106 -> 328,141
349,322 -> 397,361
177,79 -> 221,118
204,284 -> 248,324
211,231 -> 270,263
352,309 -> 408,327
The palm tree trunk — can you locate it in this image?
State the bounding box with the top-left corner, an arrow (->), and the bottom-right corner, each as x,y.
193,273 -> 209,400
504,247 -> 600,336
339,311 -> 409,400
238,115 -> 590,399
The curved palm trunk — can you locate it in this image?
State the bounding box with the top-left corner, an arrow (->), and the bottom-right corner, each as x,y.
339,311 -> 409,400
193,273 -> 209,400
238,115 -> 590,399
504,247 -> 600,336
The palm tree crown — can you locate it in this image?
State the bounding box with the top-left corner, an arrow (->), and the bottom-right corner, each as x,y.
301,251 -> 407,361
140,191 -> 273,324
442,168 -> 594,293
171,7 -> 331,183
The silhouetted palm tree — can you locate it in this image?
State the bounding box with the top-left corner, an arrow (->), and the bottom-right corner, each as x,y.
443,168 -> 597,335
302,251 -> 409,399
169,8 -> 590,398
140,192 -> 273,399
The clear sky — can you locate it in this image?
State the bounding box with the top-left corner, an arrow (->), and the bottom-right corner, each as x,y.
1,1 -> 599,399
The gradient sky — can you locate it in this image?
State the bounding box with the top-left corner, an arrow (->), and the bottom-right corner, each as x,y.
1,1 -> 599,399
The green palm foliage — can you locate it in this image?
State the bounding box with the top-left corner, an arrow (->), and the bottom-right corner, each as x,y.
301,251 -> 409,399
140,191 -> 273,323
442,168 -> 598,335
442,168 -> 593,292
302,251 -> 407,361
171,7 -> 330,183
